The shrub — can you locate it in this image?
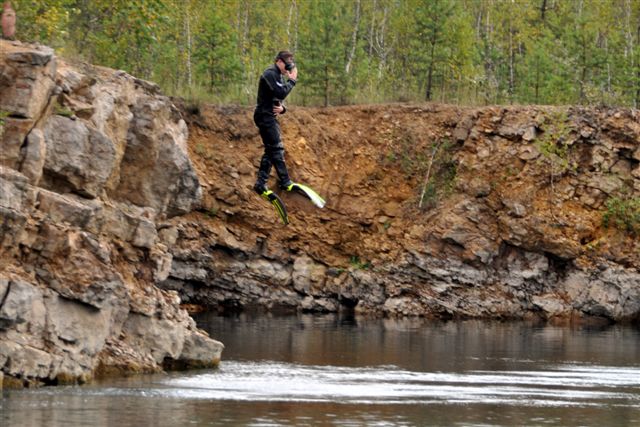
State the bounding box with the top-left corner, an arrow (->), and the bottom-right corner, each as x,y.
602,196 -> 640,235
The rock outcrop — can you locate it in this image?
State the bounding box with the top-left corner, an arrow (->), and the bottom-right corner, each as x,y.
0,40 -> 222,388
161,102 -> 640,323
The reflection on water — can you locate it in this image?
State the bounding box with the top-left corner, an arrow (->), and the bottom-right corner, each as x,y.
2,313 -> 640,426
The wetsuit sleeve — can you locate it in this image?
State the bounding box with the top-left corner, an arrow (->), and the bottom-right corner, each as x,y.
262,68 -> 296,100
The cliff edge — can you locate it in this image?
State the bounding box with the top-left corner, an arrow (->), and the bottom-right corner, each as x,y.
0,40 -> 222,388
162,100 -> 640,323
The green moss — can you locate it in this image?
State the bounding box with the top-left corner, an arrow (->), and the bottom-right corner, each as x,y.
54,103 -> 74,118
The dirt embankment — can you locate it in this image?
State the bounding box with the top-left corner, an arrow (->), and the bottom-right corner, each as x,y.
164,101 -> 640,322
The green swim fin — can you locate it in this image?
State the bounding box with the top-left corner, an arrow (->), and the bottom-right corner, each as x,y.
260,190 -> 289,225
286,183 -> 326,208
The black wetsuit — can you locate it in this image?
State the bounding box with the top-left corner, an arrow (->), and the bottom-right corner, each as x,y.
253,64 -> 297,191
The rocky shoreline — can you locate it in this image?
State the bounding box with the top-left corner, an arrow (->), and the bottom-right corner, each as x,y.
0,40 -> 222,388
2,39 -> 639,388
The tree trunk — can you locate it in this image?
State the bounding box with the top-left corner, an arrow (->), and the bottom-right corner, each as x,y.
580,34 -> 587,103
324,63 -> 329,107
324,26 -> 330,107
540,0 -> 548,22
286,0 -> 294,46
345,0 -> 361,74
185,6 -> 192,88
535,55 -> 540,103
376,5 -> 388,80
368,0 -> 377,57
636,21 -> 640,107
426,34 -> 436,101
509,20 -> 515,102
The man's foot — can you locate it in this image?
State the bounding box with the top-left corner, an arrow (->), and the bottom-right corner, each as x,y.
279,181 -> 294,191
255,187 -> 289,225
254,183 -> 268,195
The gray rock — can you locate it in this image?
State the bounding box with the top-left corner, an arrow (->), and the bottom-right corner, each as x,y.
0,46 -> 56,119
170,260 -> 208,282
57,67 -> 94,94
42,116 -> 116,198
383,296 -> 423,316
519,144 -> 541,161
44,293 -> 113,357
0,340 -> 52,379
114,96 -> 201,218
586,175 -> 624,195
176,331 -> 224,367
19,128 -> 47,185
0,117 -> 35,169
522,126 -> 537,141
132,217 -> 157,248
453,114 -> 475,142
532,295 -> 568,317
151,246 -> 173,282
37,189 -> 103,229
292,255 -> 327,295
0,280 -> 46,333
247,259 -> 291,286
300,296 -> 337,312
122,313 -> 185,364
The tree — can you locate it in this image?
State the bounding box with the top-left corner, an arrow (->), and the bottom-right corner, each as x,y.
193,2 -> 240,95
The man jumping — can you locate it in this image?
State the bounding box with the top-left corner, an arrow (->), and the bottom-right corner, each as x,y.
253,50 -> 298,196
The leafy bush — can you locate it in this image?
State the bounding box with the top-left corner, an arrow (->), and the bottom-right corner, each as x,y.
602,197 -> 640,235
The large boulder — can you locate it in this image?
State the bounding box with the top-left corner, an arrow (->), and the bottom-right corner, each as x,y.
0,40 -> 222,387
41,115 -> 116,198
114,95 -> 201,218
0,44 -> 56,119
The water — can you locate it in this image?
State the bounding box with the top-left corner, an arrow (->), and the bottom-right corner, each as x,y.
2,313 -> 640,426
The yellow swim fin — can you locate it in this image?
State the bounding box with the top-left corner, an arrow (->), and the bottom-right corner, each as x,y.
260,190 -> 289,225
286,183 -> 326,208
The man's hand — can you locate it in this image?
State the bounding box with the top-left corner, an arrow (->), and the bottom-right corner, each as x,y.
273,104 -> 285,115
287,66 -> 298,81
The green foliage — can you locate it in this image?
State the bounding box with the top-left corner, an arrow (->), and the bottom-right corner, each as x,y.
192,3 -> 240,95
349,256 -> 371,270
385,134 -> 457,209
536,110 -> 573,175
8,0 -> 640,107
205,207 -> 218,218
53,101 -> 74,117
0,110 -> 8,138
602,197 -> 640,235
194,143 -> 206,156
419,147 -> 457,209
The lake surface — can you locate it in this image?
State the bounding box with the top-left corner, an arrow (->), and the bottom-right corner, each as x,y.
2,313 -> 639,426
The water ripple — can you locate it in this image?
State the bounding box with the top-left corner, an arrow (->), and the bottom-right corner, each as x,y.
155,361 -> 640,407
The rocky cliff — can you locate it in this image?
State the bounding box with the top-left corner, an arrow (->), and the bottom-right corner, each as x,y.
161,101 -> 640,323
0,40 -> 222,388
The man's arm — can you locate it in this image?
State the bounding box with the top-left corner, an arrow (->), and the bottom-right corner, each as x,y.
262,68 -> 296,100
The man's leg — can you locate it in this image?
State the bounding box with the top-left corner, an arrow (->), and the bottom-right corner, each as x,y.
260,121 -> 291,189
254,152 -> 272,193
